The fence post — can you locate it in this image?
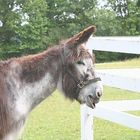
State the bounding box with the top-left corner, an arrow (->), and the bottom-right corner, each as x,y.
81,104 -> 93,140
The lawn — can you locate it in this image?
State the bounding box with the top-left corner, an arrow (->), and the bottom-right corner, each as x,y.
21,58 -> 140,140
95,57 -> 140,69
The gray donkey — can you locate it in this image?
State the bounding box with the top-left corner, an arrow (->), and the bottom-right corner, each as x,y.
0,26 -> 103,140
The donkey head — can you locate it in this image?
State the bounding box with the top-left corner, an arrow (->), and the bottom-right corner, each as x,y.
59,26 -> 103,109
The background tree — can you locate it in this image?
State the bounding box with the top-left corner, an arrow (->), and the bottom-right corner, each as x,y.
0,0 -> 139,61
0,0 -> 97,59
91,0 -> 140,62
45,0 -> 97,44
106,0 -> 140,35
0,0 -> 49,59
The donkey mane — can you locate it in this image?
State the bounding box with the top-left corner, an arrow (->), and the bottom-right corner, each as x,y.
0,43 -> 92,84
19,46 -> 62,83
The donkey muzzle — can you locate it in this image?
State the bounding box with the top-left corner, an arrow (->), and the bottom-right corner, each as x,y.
86,88 -> 103,109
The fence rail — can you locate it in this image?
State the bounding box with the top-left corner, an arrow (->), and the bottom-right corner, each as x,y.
81,36 -> 140,140
97,69 -> 140,93
86,36 -> 140,54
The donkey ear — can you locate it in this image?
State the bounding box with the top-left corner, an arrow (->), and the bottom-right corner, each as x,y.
66,25 -> 96,48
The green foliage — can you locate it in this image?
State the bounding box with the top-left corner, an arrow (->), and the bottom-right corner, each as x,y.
106,0 -> 140,35
0,0 -> 49,59
45,0 -> 97,44
0,0 -> 20,44
0,0 -> 139,61
88,8 -> 122,36
18,0 -> 49,47
95,57 -> 140,69
91,0 -> 140,62
94,51 -> 140,63
0,0 -> 97,59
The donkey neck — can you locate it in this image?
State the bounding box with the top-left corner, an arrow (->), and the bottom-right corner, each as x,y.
9,47 -> 62,115
20,47 -> 61,83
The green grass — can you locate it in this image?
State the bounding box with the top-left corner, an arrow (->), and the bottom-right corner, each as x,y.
21,58 -> 140,140
94,117 -> 140,140
102,86 -> 140,101
95,57 -> 140,69
20,88 -> 140,140
21,92 -> 80,140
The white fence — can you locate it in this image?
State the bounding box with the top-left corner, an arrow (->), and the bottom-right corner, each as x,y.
81,36 -> 140,140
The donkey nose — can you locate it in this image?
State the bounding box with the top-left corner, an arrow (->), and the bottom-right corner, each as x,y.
95,88 -> 102,99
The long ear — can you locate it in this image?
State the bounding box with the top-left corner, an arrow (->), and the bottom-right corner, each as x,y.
66,25 -> 96,48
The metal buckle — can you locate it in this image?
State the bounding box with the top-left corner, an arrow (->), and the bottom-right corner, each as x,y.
77,81 -> 85,89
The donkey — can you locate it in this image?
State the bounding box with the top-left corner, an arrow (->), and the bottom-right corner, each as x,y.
0,26 -> 103,140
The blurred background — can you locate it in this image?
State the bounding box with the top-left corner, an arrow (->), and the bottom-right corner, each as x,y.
0,0 -> 140,61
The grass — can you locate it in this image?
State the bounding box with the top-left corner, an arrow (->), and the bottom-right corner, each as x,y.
20,88 -> 140,140
21,58 -> 140,140
95,57 -> 140,69
21,92 -> 80,140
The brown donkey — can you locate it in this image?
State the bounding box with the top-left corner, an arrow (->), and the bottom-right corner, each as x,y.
0,26 -> 103,140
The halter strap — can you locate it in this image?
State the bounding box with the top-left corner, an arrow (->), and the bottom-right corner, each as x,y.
77,77 -> 101,89
66,69 -> 101,89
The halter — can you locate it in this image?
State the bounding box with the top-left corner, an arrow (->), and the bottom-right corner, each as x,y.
60,47 -> 101,94
65,69 -> 101,89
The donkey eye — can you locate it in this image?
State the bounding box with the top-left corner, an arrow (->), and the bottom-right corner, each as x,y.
77,61 -> 85,65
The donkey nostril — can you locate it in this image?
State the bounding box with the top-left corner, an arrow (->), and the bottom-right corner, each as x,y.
96,91 -> 102,98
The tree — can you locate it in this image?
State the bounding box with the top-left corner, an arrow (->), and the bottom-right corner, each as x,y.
0,0 -> 49,59
86,0 -> 140,62
0,0 -> 21,44
106,0 -> 140,35
88,8 -> 122,36
18,0 -> 49,48
0,0 -> 97,59
0,0 -> 139,61
45,0 -> 97,44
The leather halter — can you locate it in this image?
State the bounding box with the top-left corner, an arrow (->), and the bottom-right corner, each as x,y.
65,69 -> 101,89
60,47 -> 101,93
